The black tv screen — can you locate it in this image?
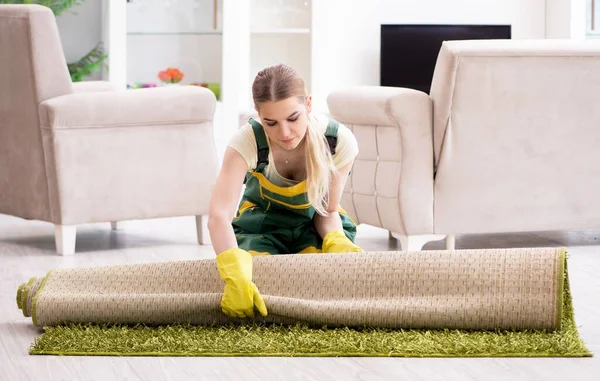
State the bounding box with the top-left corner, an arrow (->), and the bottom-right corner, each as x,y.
380,24 -> 511,93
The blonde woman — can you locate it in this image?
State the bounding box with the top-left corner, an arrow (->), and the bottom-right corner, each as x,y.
208,64 -> 362,319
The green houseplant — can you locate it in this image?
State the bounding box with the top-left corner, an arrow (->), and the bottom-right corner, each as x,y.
2,0 -> 108,82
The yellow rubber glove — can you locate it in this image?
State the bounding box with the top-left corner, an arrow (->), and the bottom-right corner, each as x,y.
216,248 -> 268,318
321,230 -> 363,253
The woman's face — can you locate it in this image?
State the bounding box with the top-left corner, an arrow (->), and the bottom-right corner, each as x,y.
257,95 -> 312,151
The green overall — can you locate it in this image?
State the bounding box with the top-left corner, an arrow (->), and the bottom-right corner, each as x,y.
232,118 -> 357,256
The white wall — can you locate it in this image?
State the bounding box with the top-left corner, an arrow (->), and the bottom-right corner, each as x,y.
54,0 -> 592,114
546,0 -> 587,39
55,0 -> 103,80
311,0 -> 547,113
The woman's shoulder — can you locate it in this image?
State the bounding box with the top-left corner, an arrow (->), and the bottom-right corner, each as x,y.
227,122 -> 258,170
229,122 -> 257,147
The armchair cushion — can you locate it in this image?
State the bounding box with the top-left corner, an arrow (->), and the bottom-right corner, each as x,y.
40,86 -> 216,130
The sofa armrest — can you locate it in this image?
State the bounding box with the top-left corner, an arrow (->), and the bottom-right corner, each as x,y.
71,81 -> 118,93
327,86 -> 434,236
39,86 -> 216,129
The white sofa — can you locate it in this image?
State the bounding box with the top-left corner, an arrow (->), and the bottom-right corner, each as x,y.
327,39 -> 600,250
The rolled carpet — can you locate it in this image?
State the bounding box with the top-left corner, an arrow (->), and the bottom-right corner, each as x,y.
19,248 -> 565,330
15,248 -> 593,357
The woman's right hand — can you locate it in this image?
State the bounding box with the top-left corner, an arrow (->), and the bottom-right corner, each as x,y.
216,247 -> 268,318
208,146 -> 267,317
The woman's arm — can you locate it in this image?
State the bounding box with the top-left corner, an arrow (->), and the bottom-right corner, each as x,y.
207,147 -> 249,255
209,148 -> 268,318
314,160 -> 354,238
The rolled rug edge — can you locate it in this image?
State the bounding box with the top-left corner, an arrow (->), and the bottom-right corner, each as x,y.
31,270 -> 54,327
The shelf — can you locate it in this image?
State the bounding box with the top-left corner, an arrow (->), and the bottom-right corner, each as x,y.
251,28 -> 310,35
127,31 -> 223,36
127,29 -> 309,36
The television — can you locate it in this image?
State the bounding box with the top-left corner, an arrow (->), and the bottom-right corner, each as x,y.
380,24 -> 511,93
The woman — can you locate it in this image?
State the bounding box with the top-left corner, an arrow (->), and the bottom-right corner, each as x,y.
207,64 -> 362,319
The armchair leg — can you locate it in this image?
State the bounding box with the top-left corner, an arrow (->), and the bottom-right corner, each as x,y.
54,225 -> 77,255
195,215 -> 211,245
389,232 -> 445,251
110,222 -> 123,230
445,234 -> 456,250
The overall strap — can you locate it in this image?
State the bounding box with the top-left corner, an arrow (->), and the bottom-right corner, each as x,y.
248,118 -> 269,172
325,119 -> 339,155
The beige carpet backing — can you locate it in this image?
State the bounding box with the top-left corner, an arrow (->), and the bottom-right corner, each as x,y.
17,248 -> 565,331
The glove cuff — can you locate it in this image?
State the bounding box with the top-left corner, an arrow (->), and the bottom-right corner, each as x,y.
323,229 -> 346,241
216,248 -> 252,280
322,229 -> 348,252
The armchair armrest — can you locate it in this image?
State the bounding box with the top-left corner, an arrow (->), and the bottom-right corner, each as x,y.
328,86 -> 431,127
327,86 -> 434,236
71,81 -> 118,93
39,86 -> 216,129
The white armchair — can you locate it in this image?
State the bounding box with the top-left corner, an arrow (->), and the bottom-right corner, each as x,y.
327,39 -> 600,250
0,5 -> 219,255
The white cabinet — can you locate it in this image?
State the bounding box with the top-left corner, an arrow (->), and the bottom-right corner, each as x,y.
103,0 -> 223,92
125,0 -> 223,92
249,0 -> 312,94
236,0 -> 314,121
102,0 -> 317,133
102,0 -> 240,143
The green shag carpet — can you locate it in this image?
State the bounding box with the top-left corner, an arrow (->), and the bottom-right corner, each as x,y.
29,271 -> 592,358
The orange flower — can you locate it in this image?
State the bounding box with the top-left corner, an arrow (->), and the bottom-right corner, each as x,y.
158,70 -> 170,82
158,67 -> 184,83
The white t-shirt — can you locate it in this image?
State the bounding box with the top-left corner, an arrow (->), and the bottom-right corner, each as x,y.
228,115 -> 359,187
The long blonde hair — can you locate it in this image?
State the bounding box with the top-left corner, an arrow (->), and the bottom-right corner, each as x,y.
252,64 -> 336,216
